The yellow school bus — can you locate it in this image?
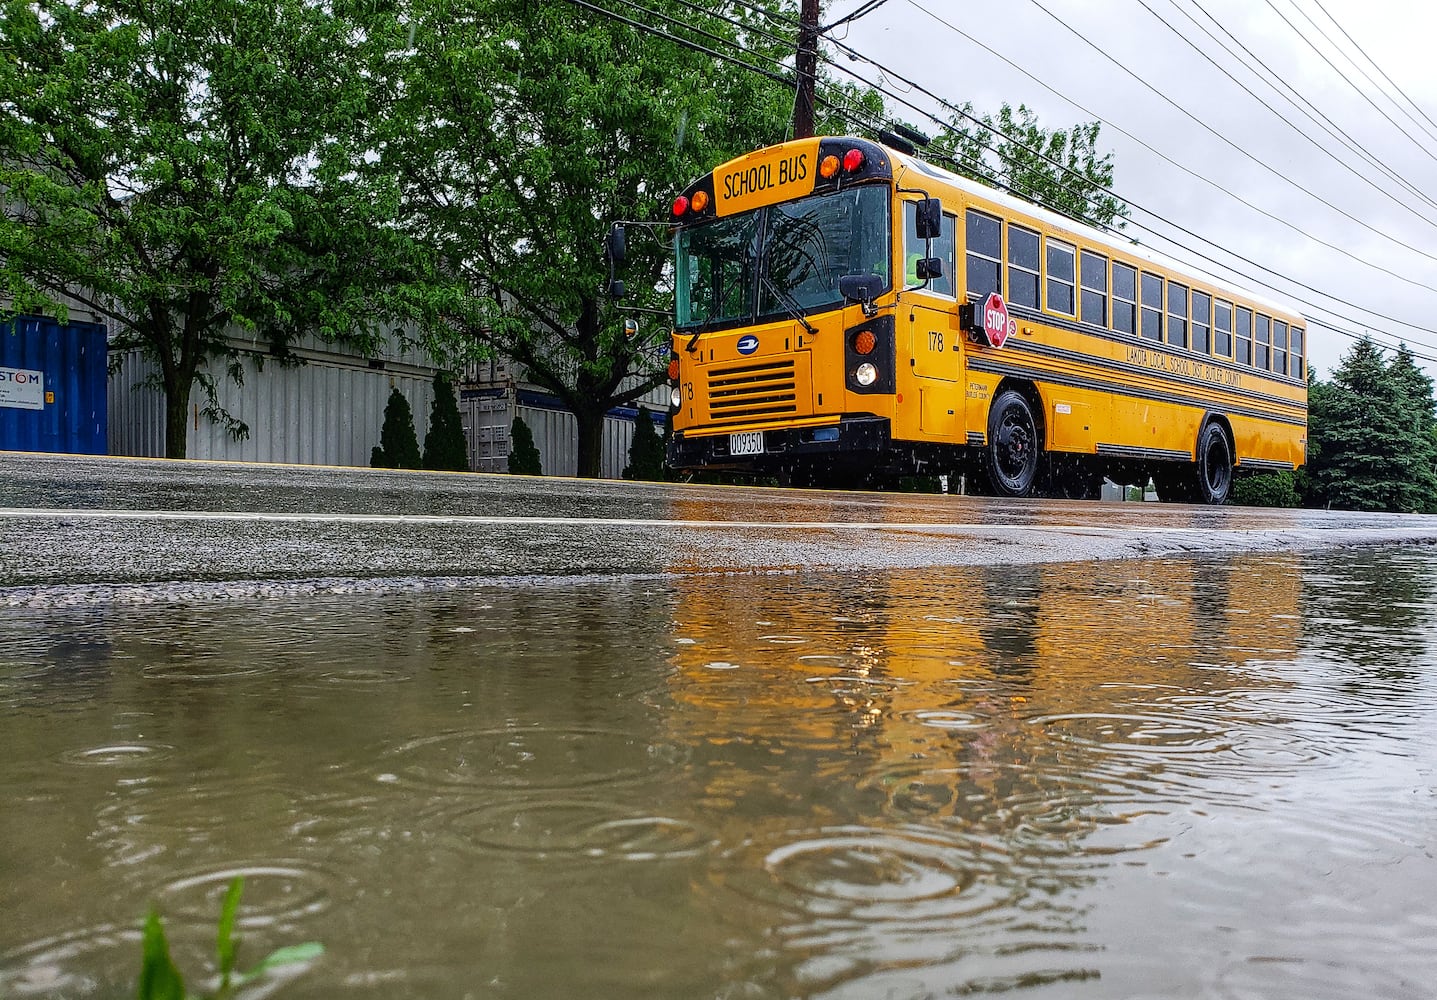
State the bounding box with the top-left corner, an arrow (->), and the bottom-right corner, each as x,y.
660,136 -> 1307,502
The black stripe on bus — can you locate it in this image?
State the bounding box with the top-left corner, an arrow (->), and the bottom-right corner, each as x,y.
995,299 -> 1307,393
966,356 -> 1308,428
1000,333 -> 1303,416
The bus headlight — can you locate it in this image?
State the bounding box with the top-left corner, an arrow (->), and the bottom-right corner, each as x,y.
854,362 -> 878,386
670,387 -> 682,408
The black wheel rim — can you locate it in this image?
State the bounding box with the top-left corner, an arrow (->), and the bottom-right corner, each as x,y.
993,399 -> 1036,492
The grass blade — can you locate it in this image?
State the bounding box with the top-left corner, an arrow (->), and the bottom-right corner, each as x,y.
237,942 -> 325,985
137,910 -> 185,1000
215,877 -> 244,990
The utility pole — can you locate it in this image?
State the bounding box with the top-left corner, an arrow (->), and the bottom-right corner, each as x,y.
792,0 -> 820,139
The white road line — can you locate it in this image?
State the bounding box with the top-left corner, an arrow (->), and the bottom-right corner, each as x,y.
0,506 -> 1201,534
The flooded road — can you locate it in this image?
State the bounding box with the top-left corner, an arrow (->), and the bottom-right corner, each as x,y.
2,455 -> 1436,998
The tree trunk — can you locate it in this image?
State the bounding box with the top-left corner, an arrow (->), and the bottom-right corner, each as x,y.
163,375 -> 193,460
574,406 -> 606,478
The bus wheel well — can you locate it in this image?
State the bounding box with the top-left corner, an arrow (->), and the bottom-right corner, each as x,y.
994,378 -> 1047,445
1201,413 -> 1235,460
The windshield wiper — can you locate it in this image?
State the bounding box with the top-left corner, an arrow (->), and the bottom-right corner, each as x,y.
759,272 -> 818,337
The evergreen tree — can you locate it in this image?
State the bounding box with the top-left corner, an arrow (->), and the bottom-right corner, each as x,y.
422,373 -> 469,471
623,411 -> 667,481
1387,345 -> 1437,511
374,387 -> 421,470
1305,337 -> 1437,512
508,416 -> 543,476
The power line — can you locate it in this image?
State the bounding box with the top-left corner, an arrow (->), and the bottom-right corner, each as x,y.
894,1 -> 1437,300
822,0 -> 891,32
1309,0 -> 1437,142
1018,0 -> 1437,261
1165,0 -> 1437,215
1259,0 -> 1437,163
561,0 -> 1437,360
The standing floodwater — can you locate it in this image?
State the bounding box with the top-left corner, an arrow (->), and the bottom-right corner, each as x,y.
2,548 -> 1434,998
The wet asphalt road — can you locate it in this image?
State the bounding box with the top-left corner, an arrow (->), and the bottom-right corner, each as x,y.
3,452 -> 1437,600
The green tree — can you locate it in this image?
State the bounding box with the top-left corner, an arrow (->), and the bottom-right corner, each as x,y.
362,0 -> 794,477
0,0 -> 417,458
374,387 -> 421,470
1305,337 -> 1437,512
508,416 -> 543,476
422,373 -> 469,471
623,410 -> 666,481
929,103 -> 1128,229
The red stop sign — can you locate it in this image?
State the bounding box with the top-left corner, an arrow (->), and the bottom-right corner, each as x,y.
981,292 -> 1013,348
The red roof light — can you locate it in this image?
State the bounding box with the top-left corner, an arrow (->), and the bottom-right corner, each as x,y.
842,148 -> 865,173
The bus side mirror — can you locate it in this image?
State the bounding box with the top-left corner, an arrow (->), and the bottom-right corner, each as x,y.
608,279 -> 625,300
914,198 -> 941,240
839,273 -> 884,317
606,224 -> 627,264
916,258 -> 943,280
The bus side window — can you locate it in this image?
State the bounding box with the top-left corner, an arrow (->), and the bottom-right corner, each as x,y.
1141,272 -> 1163,342
1255,314 -> 1271,371
1273,320 -> 1289,377
1167,281 -> 1188,350
903,202 -> 957,296
930,212 -> 957,296
1046,239 -> 1076,316
965,209 -> 1001,299
1291,327 -> 1305,379
1236,306 -> 1253,365
1192,291 -> 1211,354
1080,251 -> 1107,327
1008,225 -> 1040,308
1112,262 -> 1137,334
1214,299 -> 1234,358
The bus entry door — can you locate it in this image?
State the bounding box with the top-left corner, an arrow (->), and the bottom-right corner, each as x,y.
907,301 -> 963,440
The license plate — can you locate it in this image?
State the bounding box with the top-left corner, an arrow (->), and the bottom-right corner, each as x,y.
729,431 -> 765,456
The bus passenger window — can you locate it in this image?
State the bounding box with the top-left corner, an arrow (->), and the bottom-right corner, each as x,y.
965,210 -> 1001,298
1112,262 -> 1136,334
1192,291 -> 1211,354
1081,251 -> 1107,327
1255,314 -> 1271,371
1214,299 -> 1233,357
1167,282 -> 1188,350
1047,240 -> 1075,315
1291,327 -> 1305,379
1141,272 -> 1163,342
1273,320 -> 1289,377
1008,225 -> 1039,308
1236,306 -> 1253,365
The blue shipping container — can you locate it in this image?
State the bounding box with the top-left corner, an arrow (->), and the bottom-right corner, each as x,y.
1,314 -> 108,455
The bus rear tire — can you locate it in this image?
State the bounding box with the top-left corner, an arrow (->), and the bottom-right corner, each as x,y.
984,389 -> 1041,497
1193,422 -> 1234,505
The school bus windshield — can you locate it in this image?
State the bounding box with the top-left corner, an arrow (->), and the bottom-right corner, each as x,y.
675,184 -> 890,330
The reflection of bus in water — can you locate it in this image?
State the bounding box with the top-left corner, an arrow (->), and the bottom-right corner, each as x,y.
665,554 -> 1304,820
660,136 -> 1307,503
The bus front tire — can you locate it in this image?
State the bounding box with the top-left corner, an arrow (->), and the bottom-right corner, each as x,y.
984,389 -> 1041,497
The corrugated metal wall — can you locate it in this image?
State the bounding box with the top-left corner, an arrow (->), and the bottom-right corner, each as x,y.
460,389 -> 667,479
0,314 -> 108,455
109,337 -> 438,466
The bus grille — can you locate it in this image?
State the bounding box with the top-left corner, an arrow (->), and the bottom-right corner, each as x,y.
706,359 -> 799,423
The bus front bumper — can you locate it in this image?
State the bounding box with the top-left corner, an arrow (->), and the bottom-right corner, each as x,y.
666,416 -> 893,472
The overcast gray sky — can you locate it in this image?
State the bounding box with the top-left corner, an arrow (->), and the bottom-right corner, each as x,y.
823,0 -> 1437,379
